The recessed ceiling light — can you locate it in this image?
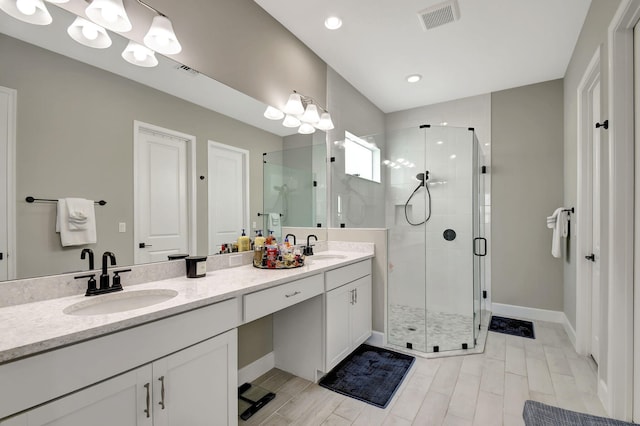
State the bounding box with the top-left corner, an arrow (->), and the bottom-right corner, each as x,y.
441,121 -> 448,126
407,74 -> 422,83
324,16 -> 342,30
436,140 -> 444,145
449,154 -> 457,159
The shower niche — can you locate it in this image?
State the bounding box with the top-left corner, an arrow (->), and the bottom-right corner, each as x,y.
386,125 -> 486,354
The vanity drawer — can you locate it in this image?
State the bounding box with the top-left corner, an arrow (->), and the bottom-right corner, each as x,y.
244,274 -> 324,322
325,259 -> 371,291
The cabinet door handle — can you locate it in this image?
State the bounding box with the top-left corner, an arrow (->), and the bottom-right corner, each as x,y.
350,289 -> 354,305
143,383 -> 151,418
285,290 -> 301,298
354,288 -> 358,304
158,376 -> 166,410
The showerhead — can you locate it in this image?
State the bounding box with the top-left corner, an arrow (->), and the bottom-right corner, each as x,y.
415,171 -> 429,186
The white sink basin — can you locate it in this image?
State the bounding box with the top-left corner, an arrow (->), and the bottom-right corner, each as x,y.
64,289 -> 179,316
306,254 -> 348,263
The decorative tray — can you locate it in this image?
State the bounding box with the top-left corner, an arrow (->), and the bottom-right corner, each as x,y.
252,256 -> 305,269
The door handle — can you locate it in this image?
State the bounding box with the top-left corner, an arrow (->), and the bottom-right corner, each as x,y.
139,243 -> 153,248
585,253 -> 596,262
473,237 -> 487,256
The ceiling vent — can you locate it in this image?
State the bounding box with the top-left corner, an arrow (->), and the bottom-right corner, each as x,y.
417,0 -> 460,31
176,64 -> 199,76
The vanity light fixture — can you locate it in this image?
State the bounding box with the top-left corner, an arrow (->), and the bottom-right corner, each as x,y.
282,114 -> 301,128
283,92 -> 305,115
264,90 -> 335,134
300,103 -> 320,124
298,122 -> 316,135
139,2 -> 181,54
67,16 -> 112,48
122,40 -> 158,67
85,0 -> 131,32
0,0 -> 52,25
263,106 -> 285,120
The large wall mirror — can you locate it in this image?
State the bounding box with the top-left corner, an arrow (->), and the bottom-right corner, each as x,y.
0,4 -> 327,281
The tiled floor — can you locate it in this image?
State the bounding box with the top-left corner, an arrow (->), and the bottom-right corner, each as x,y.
388,304 -> 475,353
240,320 -> 606,425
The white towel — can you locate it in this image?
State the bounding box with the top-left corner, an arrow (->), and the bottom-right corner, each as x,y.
65,198 -> 90,230
56,198 -> 97,247
268,212 -> 282,237
546,208 -> 569,258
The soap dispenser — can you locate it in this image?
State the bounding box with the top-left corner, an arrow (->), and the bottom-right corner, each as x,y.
238,229 -> 250,252
254,230 -> 266,248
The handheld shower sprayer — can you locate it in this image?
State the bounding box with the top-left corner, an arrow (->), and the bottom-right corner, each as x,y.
405,170 -> 432,226
415,171 -> 429,187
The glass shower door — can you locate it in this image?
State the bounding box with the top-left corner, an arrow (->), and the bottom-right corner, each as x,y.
423,126 -> 476,353
386,127 -> 427,352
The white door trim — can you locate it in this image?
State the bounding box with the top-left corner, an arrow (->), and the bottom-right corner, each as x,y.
207,140 -> 250,254
575,47 -> 600,356
0,86 -> 16,281
133,121 -> 197,263
608,0 -> 640,420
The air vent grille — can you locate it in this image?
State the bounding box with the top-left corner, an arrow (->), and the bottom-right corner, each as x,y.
417,0 -> 460,31
176,64 -> 199,76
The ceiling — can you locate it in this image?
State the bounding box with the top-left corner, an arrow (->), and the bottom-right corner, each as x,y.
254,0 -> 592,113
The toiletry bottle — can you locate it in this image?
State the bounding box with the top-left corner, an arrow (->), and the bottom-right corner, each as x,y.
254,230 -> 266,248
238,229 -> 250,252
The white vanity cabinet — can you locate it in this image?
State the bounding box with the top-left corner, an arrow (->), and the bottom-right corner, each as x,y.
2,329 -> 237,426
325,260 -> 372,372
0,298 -> 239,425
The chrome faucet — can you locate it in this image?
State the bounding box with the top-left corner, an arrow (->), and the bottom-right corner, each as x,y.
304,234 -> 318,256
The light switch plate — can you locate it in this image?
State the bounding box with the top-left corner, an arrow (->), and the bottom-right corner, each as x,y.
118,222 -> 126,233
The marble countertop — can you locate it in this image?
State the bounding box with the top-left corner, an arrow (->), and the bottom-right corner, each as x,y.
0,249 -> 373,364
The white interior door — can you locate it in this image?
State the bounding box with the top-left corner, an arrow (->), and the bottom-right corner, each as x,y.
208,141 -> 249,253
134,122 -> 196,264
590,80 -> 601,364
0,86 -> 16,281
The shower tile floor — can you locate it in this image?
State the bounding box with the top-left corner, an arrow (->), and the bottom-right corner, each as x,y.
387,304 -> 476,353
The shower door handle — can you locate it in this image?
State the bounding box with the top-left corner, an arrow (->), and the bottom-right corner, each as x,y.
474,238 -> 487,257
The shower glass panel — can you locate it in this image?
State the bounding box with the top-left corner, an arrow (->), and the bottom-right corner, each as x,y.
262,144 -> 326,239
386,125 -> 483,354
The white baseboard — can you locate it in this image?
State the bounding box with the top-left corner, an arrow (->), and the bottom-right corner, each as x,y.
491,303 -> 566,323
562,315 -> 577,348
366,331 -> 385,347
238,352 -> 275,385
491,303 -> 578,350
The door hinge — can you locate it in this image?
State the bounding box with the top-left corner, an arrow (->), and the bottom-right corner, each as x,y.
482,290 -> 487,299
0,252 -> 3,260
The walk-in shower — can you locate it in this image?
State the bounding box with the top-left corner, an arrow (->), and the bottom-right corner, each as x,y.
386,125 -> 486,354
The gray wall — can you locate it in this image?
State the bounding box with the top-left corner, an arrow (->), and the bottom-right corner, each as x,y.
58,0 -> 327,111
563,0 -> 620,330
1,35 -> 282,279
491,79 -> 564,310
